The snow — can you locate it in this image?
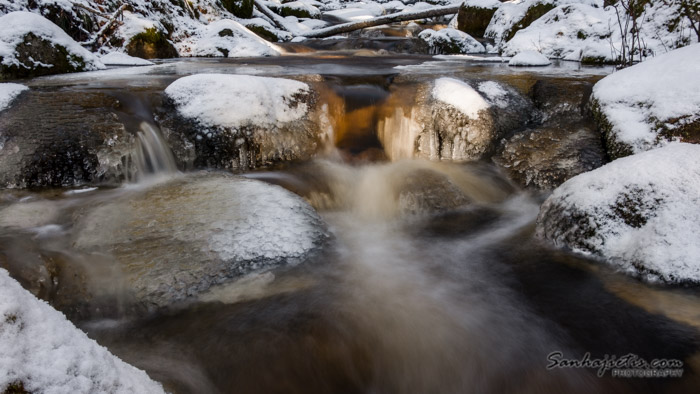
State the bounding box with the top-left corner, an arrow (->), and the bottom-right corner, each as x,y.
117,11 -> 162,41
164,73 -> 310,129
100,52 -> 154,66
324,2 -> 385,22
433,54 -> 509,62
592,44 -> 700,154
0,11 -> 104,71
508,50 -> 551,66
282,1 -> 321,18
0,83 -> 27,112
419,28 -> 486,54
177,19 -> 280,58
0,268 -> 166,393
432,77 -> 490,118
462,0 -> 502,8
537,143 -> 700,283
477,81 -> 509,107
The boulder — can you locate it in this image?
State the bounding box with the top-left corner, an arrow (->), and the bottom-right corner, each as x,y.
493,122 -> 606,189
0,89 -> 137,188
125,28 -> 178,59
72,173 -> 329,308
529,78 -> 595,123
159,73 -> 323,171
508,50 -> 551,66
536,143 -> 700,283
418,28 -> 486,54
485,0 -> 557,46
590,44 -> 700,159
177,19 -> 280,58
0,11 -> 104,79
378,77 -> 533,162
457,0 -> 500,38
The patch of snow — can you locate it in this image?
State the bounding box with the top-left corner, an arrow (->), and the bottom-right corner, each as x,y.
0,11 -> 104,71
508,50 -> 551,66
538,143 -> 700,283
434,54 -> 509,62
419,28 -> 486,54
282,1 -> 322,18
591,44 -> 700,154
164,73 -> 310,129
0,83 -> 27,112
477,81 -> 509,107
432,77 -> 490,118
0,268 -> 166,393
177,19 -> 280,58
100,52 -> 154,66
117,11 -> 162,41
324,2 -> 385,22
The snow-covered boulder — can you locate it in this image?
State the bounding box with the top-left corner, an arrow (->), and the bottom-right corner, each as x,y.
0,268 -> 166,393
0,88 -> 135,188
591,44 -> 700,159
508,50 -> 551,66
323,2 -> 385,22
419,28 -> 486,55
160,73 -> 323,170
273,1 -> 322,19
73,173 -> 329,308
536,143 -> 700,283
177,20 -> 280,58
100,52 -> 155,66
0,83 -> 27,112
456,0 -> 501,38
0,11 -> 104,79
484,0 -> 560,47
378,77 -> 533,161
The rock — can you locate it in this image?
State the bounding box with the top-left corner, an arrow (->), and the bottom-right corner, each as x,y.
276,1 -> 321,19
397,169 -> 472,214
100,52 -> 155,66
529,78 -> 595,123
536,143 -> 700,283
508,50 -> 551,66
0,268 -> 166,394
378,77 -> 533,162
493,122 -> 606,189
244,19 -> 282,42
177,20 -> 280,58
0,12 -> 104,79
485,0 -> 556,46
125,27 -> 178,59
159,73 -> 324,171
418,28 -> 486,54
72,173 -> 329,308
0,89 -> 137,188
457,0 -> 500,38
590,44 -> 700,160
221,0 -> 254,19
0,83 -> 28,112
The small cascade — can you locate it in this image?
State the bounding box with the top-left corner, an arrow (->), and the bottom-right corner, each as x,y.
131,122 -> 178,181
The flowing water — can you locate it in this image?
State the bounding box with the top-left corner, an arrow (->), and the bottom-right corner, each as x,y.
1,53 -> 699,394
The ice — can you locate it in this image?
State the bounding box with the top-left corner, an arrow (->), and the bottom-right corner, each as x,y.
0,83 -> 27,112
100,52 -> 154,66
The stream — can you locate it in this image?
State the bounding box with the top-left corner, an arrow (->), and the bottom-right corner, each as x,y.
1,52 -> 699,394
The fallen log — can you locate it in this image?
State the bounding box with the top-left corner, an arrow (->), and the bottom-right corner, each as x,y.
300,5 -> 460,38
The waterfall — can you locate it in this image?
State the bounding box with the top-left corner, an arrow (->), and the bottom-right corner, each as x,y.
131,122 -> 178,181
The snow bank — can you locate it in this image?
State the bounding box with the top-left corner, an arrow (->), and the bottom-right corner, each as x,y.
432,77 -> 490,118
477,81 -> 509,108
592,44 -> 700,156
177,19 -> 280,58
508,50 -> 551,66
419,28 -> 486,54
323,1 -> 385,22
0,11 -> 104,71
100,52 -> 155,66
537,143 -> 700,283
0,83 -> 27,112
0,268 -> 165,393
164,73 -> 310,128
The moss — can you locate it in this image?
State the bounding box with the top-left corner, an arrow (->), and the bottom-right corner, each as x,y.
505,2 -> 556,41
581,55 -> 609,64
576,30 -> 587,39
457,5 -> 497,38
3,382 -> 29,394
590,98 -> 634,159
126,28 -> 178,59
246,25 -> 280,42
0,33 -> 89,79
221,0 -> 253,19
280,6 -> 317,19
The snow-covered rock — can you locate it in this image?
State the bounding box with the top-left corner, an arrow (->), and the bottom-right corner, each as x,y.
0,11 -> 104,78
275,1 -> 322,19
177,19 -> 280,58
419,28 -> 486,55
73,173 -> 329,308
484,0 -> 561,47
508,50 -> 551,66
0,268 -> 166,393
377,77 -> 533,161
0,83 -> 27,111
100,52 -> 155,66
591,44 -> 700,159
323,2 -> 385,22
160,73 -> 323,170
456,0 -> 501,38
536,143 -> 700,283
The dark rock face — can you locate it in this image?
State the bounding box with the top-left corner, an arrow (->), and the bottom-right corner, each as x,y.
397,169 -> 472,214
529,78 -> 595,123
457,4 -> 498,38
221,0 -> 254,18
126,28 -> 178,59
0,33 -> 90,80
506,2 -> 556,41
0,89 -> 136,188
493,122 -> 606,189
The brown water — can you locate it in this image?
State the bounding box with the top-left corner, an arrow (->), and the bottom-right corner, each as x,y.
1,53 -> 699,394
